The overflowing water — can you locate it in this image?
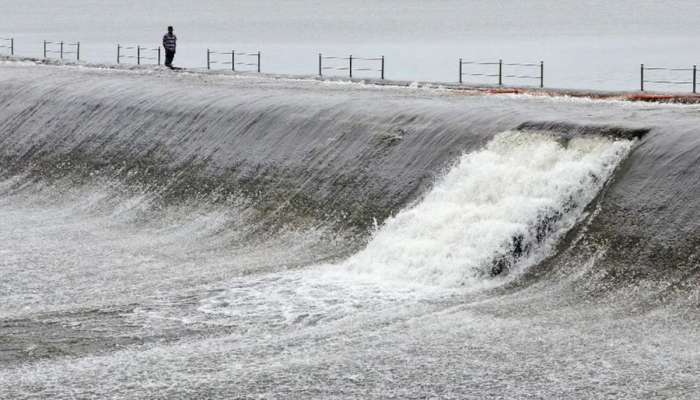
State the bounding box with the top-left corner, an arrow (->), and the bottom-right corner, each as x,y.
341,131 -> 632,287
1,63 -> 700,398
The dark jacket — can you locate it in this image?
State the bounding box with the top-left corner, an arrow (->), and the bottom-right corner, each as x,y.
162,33 -> 177,52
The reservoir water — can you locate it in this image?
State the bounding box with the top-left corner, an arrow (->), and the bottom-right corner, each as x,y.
1,0 -> 700,90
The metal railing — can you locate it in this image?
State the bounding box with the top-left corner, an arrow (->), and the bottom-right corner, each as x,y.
6,36 -> 700,95
207,49 -> 260,72
640,64 -> 697,93
43,40 -> 80,61
117,44 -> 161,65
0,37 -> 14,56
459,59 -> 544,88
318,54 -> 385,79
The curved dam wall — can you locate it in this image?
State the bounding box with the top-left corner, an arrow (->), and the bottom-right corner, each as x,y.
0,62 -> 698,298
2,61 -> 700,399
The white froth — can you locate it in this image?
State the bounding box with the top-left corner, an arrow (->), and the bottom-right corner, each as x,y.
339,131 -> 633,287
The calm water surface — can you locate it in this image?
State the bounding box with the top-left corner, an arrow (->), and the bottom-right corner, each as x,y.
1,0 -> 700,89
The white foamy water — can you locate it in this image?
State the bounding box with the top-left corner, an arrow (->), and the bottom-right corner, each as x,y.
340,131 -> 632,287
199,131 -> 633,327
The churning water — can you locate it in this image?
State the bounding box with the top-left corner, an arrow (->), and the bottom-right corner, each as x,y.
1,62 -> 700,399
340,131 -> 632,287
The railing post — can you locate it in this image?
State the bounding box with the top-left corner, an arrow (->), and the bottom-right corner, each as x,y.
640,64 -> 644,92
349,55 -> 353,78
76,42 -> 80,61
10,38 -> 13,56
60,41 -> 63,59
117,44 -> 120,64
498,59 -> 503,86
381,56 -> 384,80
207,48 -> 210,70
319,53 -> 322,76
232,50 -> 236,71
540,61 -> 544,88
43,40 -> 47,59
257,51 -> 261,73
137,46 -> 141,65
693,65 -> 697,94
157,47 -> 161,65
459,58 -> 462,84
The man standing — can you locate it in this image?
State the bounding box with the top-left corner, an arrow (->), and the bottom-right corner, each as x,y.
162,26 -> 177,68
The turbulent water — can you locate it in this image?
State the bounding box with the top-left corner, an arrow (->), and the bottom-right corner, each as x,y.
1,62 -> 700,399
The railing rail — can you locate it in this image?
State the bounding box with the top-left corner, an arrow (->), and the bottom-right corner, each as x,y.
640,64 -> 697,93
459,58 -> 543,88
117,44 -> 161,65
0,37 -> 14,56
43,40 -> 80,61
207,49 -> 261,72
318,53 -> 385,79
6,37 -> 700,94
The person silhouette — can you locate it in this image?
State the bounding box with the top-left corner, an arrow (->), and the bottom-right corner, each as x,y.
162,26 -> 177,68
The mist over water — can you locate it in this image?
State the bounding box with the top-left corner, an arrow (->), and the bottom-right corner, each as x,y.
2,0 -> 700,89
0,58 -> 700,398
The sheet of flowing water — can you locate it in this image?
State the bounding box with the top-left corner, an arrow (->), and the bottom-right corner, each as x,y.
7,131 -> 694,400
1,0 -> 700,90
